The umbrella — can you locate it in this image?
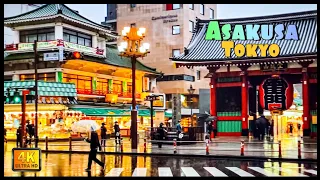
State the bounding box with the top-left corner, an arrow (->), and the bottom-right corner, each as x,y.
71,120 -> 100,133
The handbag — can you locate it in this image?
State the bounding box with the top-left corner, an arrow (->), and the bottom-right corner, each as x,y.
178,133 -> 184,139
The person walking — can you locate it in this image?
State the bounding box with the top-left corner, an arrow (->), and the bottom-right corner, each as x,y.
157,123 -> 167,148
207,121 -> 213,141
256,115 -> 267,141
114,121 -> 120,144
100,123 -> 107,147
26,121 -> 33,145
176,120 -> 182,145
289,124 -> 293,135
84,127 -> 105,171
16,125 -> 22,147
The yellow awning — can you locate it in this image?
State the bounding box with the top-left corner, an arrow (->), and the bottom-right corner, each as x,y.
4,104 -> 68,112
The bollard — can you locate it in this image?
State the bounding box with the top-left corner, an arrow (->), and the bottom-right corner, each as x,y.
206,139 -> 209,155
240,140 -> 244,156
69,137 -> 72,151
120,138 -> 123,152
173,138 -> 177,154
298,140 -> 301,159
143,138 -> 147,153
45,136 -> 48,151
278,140 -> 282,158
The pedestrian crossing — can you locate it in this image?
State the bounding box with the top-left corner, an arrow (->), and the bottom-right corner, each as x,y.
104,166 -> 317,177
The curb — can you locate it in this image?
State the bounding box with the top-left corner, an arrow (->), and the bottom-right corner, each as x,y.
41,150 -> 317,163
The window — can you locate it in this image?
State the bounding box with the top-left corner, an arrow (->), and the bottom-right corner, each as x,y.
172,25 -> 180,35
172,49 -> 180,57
173,4 -> 180,10
96,78 -> 109,94
157,74 -> 195,82
63,74 -> 92,92
113,80 -> 122,94
189,4 -> 194,10
20,28 -> 55,43
130,4 -> 136,8
20,73 -> 55,82
200,4 -> 204,15
189,21 -> 194,32
196,70 -> 201,80
210,8 -> 214,19
63,28 -> 92,47
127,82 -> 132,93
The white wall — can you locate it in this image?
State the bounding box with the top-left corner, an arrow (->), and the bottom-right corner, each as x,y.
4,4 -> 43,46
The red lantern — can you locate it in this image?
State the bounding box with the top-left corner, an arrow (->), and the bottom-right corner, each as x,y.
31,113 -> 34,117
19,113 -> 22,117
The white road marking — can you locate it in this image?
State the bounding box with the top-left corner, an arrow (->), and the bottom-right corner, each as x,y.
226,167 -> 255,177
204,167 -> 228,177
249,167 -> 280,177
181,167 -> 200,177
105,168 -> 123,177
303,169 -> 317,175
132,168 -> 147,177
272,167 -> 308,177
158,167 -> 173,177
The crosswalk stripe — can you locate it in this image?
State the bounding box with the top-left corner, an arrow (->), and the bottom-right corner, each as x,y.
181,167 -> 200,177
249,167 -> 280,177
226,167 -> 255,177
132,168 -> 147,177
204,167 -> 228,177
271,167 -> 308,177
158,167 -> 173,177
105,168 -> 123,177
303,169 -> 317,175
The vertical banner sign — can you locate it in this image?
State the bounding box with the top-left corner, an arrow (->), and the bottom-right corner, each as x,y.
172,94 -> 181,127
58,46 -> 64,61
12,148 -> 42,171
259,77 -> 293,111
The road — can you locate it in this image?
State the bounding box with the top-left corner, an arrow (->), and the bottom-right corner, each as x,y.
4,152 -> 317,177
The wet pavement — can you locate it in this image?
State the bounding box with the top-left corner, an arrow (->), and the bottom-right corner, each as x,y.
4,136 -> 317,159
4,152 -> 317,177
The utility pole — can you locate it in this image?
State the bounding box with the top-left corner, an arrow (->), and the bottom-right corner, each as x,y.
34,40 -> 39,147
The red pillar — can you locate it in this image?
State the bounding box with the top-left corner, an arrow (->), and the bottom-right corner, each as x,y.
210,77 -> 217,116
241,73 -> 249,136
302,71 -> 311,136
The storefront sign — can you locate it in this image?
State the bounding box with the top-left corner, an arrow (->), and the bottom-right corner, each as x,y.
260,63 -> 288,71
64,42 -> 95,54
151,15 -> 178,23
259,76 -> 293,111
18,41 -> 58,50
43,52 -> 59,61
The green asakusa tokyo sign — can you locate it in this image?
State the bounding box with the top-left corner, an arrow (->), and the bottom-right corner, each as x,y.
18,41 -> 58,50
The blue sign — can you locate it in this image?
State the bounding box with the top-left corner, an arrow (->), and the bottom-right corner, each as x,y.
130,105 -> 139,111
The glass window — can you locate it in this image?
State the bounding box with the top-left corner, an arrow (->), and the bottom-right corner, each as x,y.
189,21 -> 194,32
63,34 -> 70,42
172,25 -> 180,35
200,4 -> 204,15
172,49 -> 180,57
173,4 -> 180,10
85,39 -> 91,47
70,35 -> 77,44
130,4 -> 136,8
189,4 -> 194,10
28,35 -> 37,43
47,33 -> 55,41
78,37 -> 85,46
19,28 -> 54,43
196,70 -> 201,80
210,8 -> 214,19
38,34 -> 46,41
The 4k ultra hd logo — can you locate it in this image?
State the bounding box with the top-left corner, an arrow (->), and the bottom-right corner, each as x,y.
205,21 -> 299,58
12,148 -> 42,171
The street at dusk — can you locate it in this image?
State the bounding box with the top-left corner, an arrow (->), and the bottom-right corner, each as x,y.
3,4 -> 317,177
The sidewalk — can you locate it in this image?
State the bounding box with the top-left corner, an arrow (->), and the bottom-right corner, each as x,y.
4,136 -> 317,161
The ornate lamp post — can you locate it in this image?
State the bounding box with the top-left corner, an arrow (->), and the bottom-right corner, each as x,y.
118,25 -> 150,149
187,85 -> 195,123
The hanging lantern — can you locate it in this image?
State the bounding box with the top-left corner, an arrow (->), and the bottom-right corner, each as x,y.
19,113 -> 22,117
31,113 -> 34,117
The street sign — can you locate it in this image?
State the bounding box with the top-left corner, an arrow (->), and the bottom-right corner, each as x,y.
43,52 -> 59,61
130,105 -> 139,111
12,148 -> 41,171
58,46 -> 64,61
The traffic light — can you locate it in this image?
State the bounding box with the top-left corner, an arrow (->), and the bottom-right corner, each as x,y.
13,90 -> 21,104
64,51 -> 84,60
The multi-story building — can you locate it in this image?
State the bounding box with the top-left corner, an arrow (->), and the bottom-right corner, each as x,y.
4,4 -> 164,140
102,4 -> 217,127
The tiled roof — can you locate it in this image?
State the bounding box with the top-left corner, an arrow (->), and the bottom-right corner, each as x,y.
4,4 -> 116,37
4,81 -> 77,97
171,10 -> 317,62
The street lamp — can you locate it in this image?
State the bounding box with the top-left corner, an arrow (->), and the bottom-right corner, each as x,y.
187,85 -> 195,123
118,25 -> 150,149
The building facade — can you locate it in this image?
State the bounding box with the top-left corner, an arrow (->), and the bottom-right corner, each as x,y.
103,4 -> 217,127
172,10 -> 317,137
4,4 -> 164,140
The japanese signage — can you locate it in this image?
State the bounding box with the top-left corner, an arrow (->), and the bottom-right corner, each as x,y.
12,148 -> 41,171
43,52 -> 59,61
18,41 -> 58,50
259,77 -> 293,111
172,94 -> 181,126
260,63 -> 288,71
152,94 -> 165,108
64,41 -> 95,54
151,14 -> 178,23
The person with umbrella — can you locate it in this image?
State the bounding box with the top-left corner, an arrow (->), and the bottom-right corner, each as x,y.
157,122 -> 167,148
100,123 -> 107,147
84,126 -> 105,171
114,121 -> 120,144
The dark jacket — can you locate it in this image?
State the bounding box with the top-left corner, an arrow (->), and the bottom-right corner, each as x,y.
114,125 -> 120,132
207,123 -> 213,132
26,124 -> 33,136
16,127 -> 22,138
85,132 -> 101,150
101,126 -> 107,137
157,125 -> 166,139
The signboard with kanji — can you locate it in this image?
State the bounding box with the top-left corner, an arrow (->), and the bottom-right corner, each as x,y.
260,63 -> 288,71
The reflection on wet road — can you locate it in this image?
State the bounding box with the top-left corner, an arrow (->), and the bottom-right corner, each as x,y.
4,152 -> 317,177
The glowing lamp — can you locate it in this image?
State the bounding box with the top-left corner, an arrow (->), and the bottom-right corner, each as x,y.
73,52 -> 81,59
142,43 -> 150,50
139,46 -> 146,53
